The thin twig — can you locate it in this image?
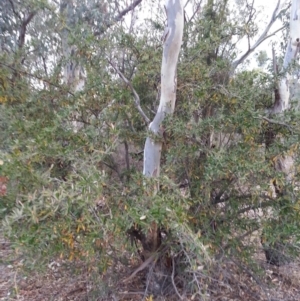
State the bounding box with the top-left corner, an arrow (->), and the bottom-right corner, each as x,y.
186,1 -> 202,23
109,61 -> 150,124
13,270 -> 20,300
8,0 -> 21,20
171,256 -> 184,300
0,62 -> 75,96
261,116 -> 293,134
143,262 -> 155,301
123,252 -> 156,283
235,199 -> 274,216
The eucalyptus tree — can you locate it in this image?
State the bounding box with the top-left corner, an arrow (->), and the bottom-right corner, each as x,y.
143,0 -> 184,180
119,0 -> 300,295
268,0 -> 300,182
1,0 -> 300,299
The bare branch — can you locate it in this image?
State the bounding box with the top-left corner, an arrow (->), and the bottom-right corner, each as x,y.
109,61 -> 150,124
114,0 -> 142,23
230,257 -> 270,301
261,116 -> 294,133
260,25 -> 286,44
95,0 -> 142,36
236,199 -> 275,216
0,62 -> 75,96
18,11 -> 37,49
172,256 -> 184,300
186,0 -> 202,24
184,0 -> 192,8
8,0 -> 21,20
123,245 -> 168,282
231,0 -> 281,71
245,0 -> 256,27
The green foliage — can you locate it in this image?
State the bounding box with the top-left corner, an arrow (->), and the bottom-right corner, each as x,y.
1,0 -> 300,298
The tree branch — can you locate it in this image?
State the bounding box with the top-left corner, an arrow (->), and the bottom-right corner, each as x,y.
94,0 -> 142,36
261,116 -> 293,133
18,11 -> 37,49
254,114 -> 294,133
109,61 -> 150,124
114,0 -> 142,23
236,199 -> 275,216
186,0 -> 202,24
8,0 -> 21,20
231,0 -> 281,71
172,256 -> 184,300
0,62 -> 75,96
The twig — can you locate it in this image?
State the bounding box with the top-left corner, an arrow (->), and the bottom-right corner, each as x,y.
236,199 -> 274,216
18,11 -> 37,48
124,245 -> 169,283
123,252 -> 157,283
171,256 -> 184,300
13,270 -> 20,300
186,0 -> 202,23
109,61 -> 150,124
0,62 -> 75,96
261,116 -> 293,134
143,262 -> 155,301
8,0 -> 21,20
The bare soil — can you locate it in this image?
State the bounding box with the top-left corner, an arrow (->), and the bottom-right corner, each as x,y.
0,235 -> 88,301
1,233 -> 300,301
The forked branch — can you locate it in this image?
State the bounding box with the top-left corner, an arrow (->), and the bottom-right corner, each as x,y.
231,0 -> 282,71
109,61 -> 150,124
95,0 -> 142,36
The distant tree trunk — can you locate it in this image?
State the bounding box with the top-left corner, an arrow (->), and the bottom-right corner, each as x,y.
11,10 -> 36,98
60,0 -> 85,93
60,0 -> 86,132
143,0 -> 184,181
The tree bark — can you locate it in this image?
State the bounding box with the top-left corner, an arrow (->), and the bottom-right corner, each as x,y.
143,0 -> 184,180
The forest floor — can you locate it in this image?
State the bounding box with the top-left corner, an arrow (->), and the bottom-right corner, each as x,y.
1,232 -> 300,301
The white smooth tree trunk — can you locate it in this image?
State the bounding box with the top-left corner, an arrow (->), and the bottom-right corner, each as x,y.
270,0 -> 300,183
143,0 -> 184,179
271,0 -> 300,114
